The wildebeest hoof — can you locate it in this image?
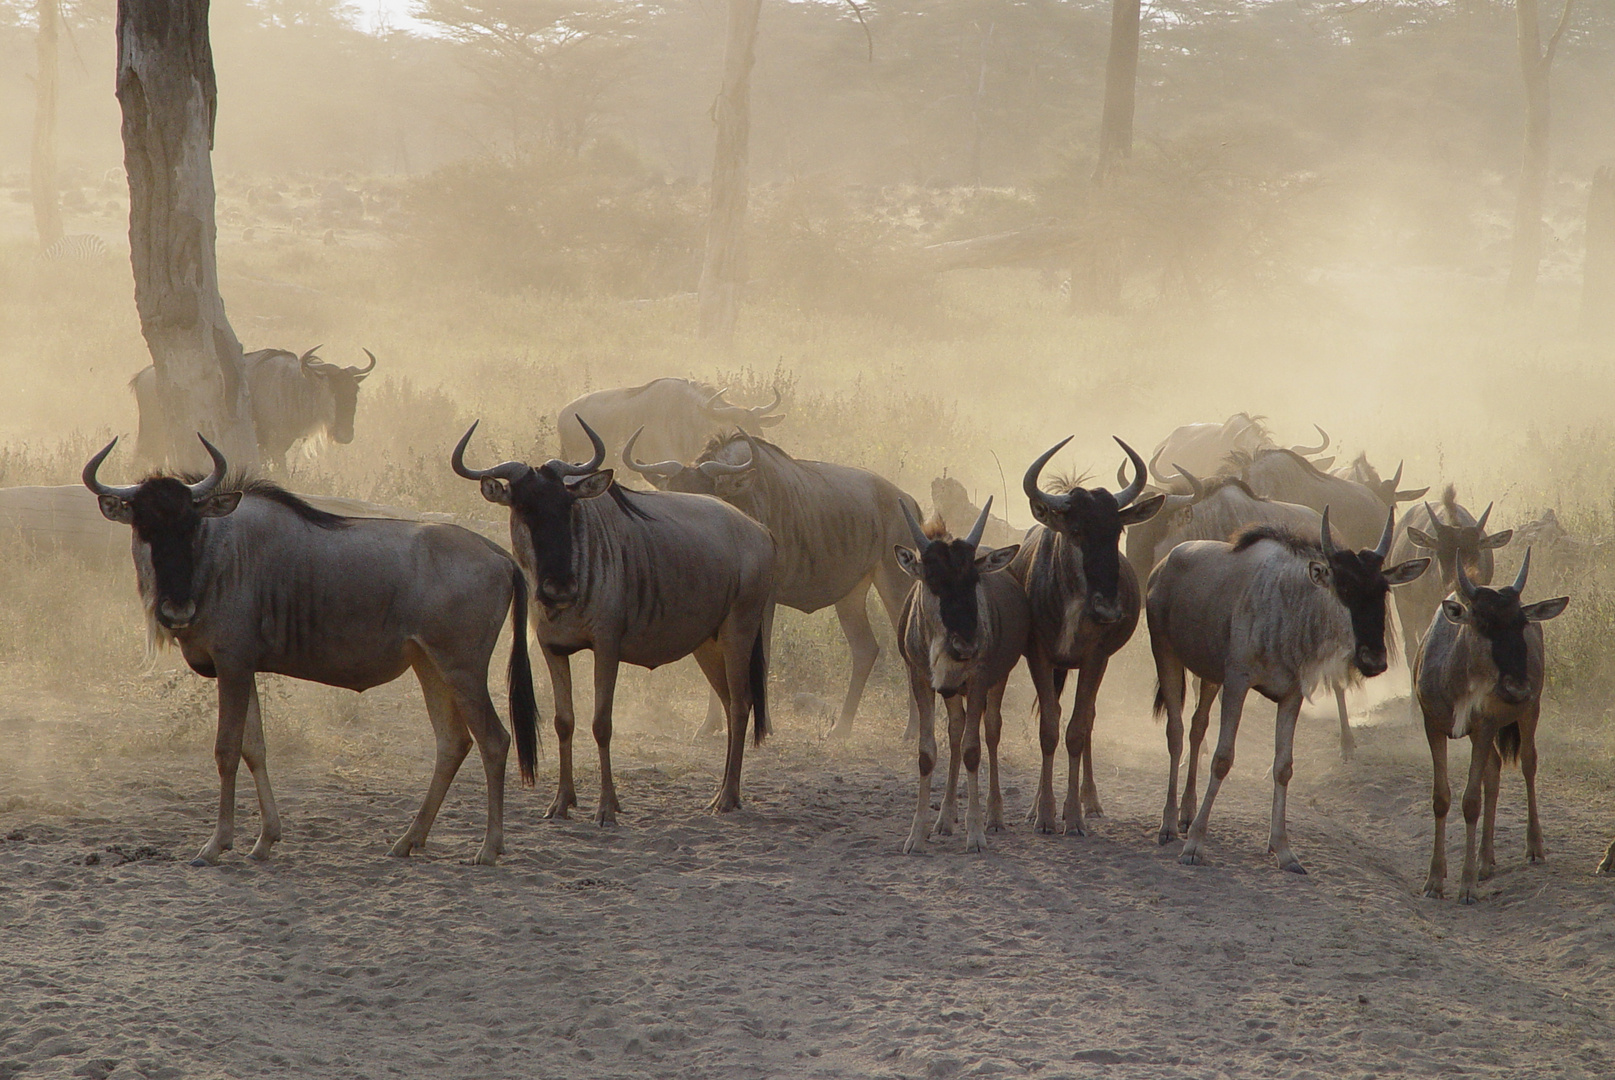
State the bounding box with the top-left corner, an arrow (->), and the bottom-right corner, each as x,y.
1459,889 -> 1479,905
543,795 -> 576,820
1478,864 -> 1495,881
189,856 -> 215,868
966,834 -> 986,854
933,815 -> 955,837
1063,822 -> 1088,838
707,791 -> 741,814
1179,849 -> 1206,866
1281,860 -> 1307,875
1422,884 -> 1444,899
1157,828 -> 1177,846
470,847 -> 499,866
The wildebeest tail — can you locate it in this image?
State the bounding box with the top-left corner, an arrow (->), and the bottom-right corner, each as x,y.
508,566 -> 540,786
750,628 -> 770,746
1495,721 -> 1521,766
1026,667 -> 1071,726
1154,682 -> 1167,720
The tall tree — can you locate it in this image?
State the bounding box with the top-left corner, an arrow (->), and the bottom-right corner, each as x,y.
1583,167 -> 1615,339
1506,0 -> 1579,308
116,0 -> 255,468
31,0 -> 63,250
698,0 -> 762,341
1093,0 -> 1141,184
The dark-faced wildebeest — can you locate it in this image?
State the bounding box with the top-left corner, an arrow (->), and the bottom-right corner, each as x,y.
1148,509 -> 1428,872
131,346 -> 377,472
1014,436 -> 1166,836
895,499 -> 1027,854
83,433 -> 535,867
454,417 -> 776,821
1233,447 -> 1428,549
560,378 -> 784,473
1417,552 -> 1567,903
1390,487 -> 1512,717
1146,414 -> 1331,493
623,427 -> 920,740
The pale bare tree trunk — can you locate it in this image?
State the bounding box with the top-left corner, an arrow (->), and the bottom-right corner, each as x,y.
1506,0 -> 1579,308
1070,0 -> 1141,314
969,22 -> 994,190
1583,167 -> 1615,338
116,0 -> 255,469
698,0 -> 763,342
31,0 -> 63,251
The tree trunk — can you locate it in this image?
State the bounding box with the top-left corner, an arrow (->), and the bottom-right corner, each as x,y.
1506,0 -> 1578,308
116,0 -> 256,470
1093,0 -> 1142,184
31,0 -> 63,251
969,22 -> 994,190
1583,167 -> 1615,338
697,0 -> 763,342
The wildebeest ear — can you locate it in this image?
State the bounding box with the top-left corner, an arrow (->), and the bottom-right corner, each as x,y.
479,477 -> 512,506
1522,596 -> 1570,622
756,413 -> 786,427
1029,498 -> 1062,529
975,545 -> 1019,574
97,495 -> 134,524
1307,561 -> 1331,588
1395,486 -> 1431,502
1440,599 -> 1469,625
1118,492 -> 1167,526
1383,557 -> 1430,586
1406,527 -> 1438,550
565,469 -> 614,500
1478,529 -> 1513,550
893,545 -> 923,578
197,491 -> 242,518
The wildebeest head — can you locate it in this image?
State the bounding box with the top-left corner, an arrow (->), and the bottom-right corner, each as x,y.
894,498 -> 1018,690
300,347 -> 376,444
1024,436 -> 1166,625
701,385 -> 786,429
1441,550 -> 1569,705
84,434 -> 241,630
454,415 -> 614,611
1342,454 -> 1429,509
620,427 -> 754,497
1313,507 -> 1429,677
1407,500 -> 1511,590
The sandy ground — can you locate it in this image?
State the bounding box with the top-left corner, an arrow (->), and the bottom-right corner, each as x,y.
4,660 -> 1615,1080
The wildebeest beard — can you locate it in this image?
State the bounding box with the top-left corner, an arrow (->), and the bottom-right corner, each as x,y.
921,540 -> 982,646
129,477 -> 207,626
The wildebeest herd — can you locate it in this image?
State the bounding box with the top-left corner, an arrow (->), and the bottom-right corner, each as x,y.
80,367 -> 1601,906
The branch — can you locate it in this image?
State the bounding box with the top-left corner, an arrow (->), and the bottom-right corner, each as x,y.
842,0 -> 873,63
1543,0 -> 1578,67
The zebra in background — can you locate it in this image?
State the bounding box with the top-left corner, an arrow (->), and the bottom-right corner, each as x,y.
37,234 -> 110,262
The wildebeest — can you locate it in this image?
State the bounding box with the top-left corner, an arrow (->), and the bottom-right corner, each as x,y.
1148,509 -> 1428,872
131,346 -> 377,471
1417,552 -> 1567,903
454,417 -> 776,820
83,433 -> 535,867
1233,447 -> 1429,549
1390,487 -> 1512,715
559,378 -> 784,473
894,499 -> 1027,854
1146,414 -> 1331,492
623,427 -> 920,740
930,473 -> 1019,549
1014,436 -> 1166,836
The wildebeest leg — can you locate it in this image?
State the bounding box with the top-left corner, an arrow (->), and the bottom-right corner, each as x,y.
1024,651 -> 1063,834
903,665 -> 937,854
710,626 -> 756,814
542,648 -> 579,820
1180,679 -> 1219,835
238,679 -> 282,862
1063,659 -> 1108,836
872,566 -> 923,741
1479,740 -> 1503,882
934,694 -> 966,837
194,671 -> 253,866
1154,647 -> 1188,846
1422,721 -> 1451,899
694,686 -> 725,740
1334,682 -> 1354,763
453,661 -> 510,865
984,681 -> 1006,833
963,687 -> 988,853
690,640 -> 743,813
831,582 -> 880,742
1267,693 -> 1306,874
591,650 -> 624,826
1181,676 -> 1249,867
1598,838 -> 1615,874
1521,712 -> 1546,864
1458,734 -> 1490,904
391,657 -> 473,859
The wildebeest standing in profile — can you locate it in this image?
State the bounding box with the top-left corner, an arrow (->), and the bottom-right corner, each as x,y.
131,346 -> 377,471
83,434 -> 536,867
1014,436 -> 1166,836
623,427 -> 921,740
1235,447 -> 1428,549
1148,510 -> 1428,872
455,417 -> 776,820
560,378 -> 784,473
1417,552 -> 1567,903
1146,414 -> 1331,492
894,499 -> 1027,854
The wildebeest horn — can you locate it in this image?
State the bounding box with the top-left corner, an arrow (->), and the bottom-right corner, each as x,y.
750,388 -> 782,415
621,427 -> 685,478
1454,551 -> 1478,601
451,421 -> 528,482
1389,460 -> 1404,488
1291,424 -> 1330,455
298,345 -> 323,366
697,436 -> 754,477
350,348 -> 377,378
965,496 -> 993,548
900,498 -> 930,550
1147,447 -> 1175,487
187,434 -> 228,500
1173,464 -> 1205,502
703,386 -> 732,409
81,437 -> 139,501
1476,502 -> 1493,531
1024,436 -> 1073,513
1423,501 -> 1445,530
1510,547 -> 1531,593
1114,437 -> 1146,508
1116,461 -> 1129,488
553,415 -> 607,477
1320,506 -> 1338,558
1374,507 -> 1395,558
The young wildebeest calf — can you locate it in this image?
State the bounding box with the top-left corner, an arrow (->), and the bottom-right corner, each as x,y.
1148,509 -> 1427,872
84,434 -> 536,867
1418,551 -> 1567,904
894,499 -> 1026,854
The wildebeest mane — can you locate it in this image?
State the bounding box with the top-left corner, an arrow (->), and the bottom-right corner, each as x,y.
1046,471 -> 1093,495
607,482 -> 654,521
700,429 -> 786,459
624,376 -> 719,401
171,472 -> 351,529
1197,474 -> 1265,501
1231,523 -> 1320,557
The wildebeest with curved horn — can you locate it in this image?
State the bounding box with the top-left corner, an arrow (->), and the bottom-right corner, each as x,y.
1417,551 -> 1566,903
1232,447 -> 1428,549
1147,508 -> 1428,872
1014,436 -> 1166,836
454,416 -> 776,820
559,378 -> 784,474
622,426 -> 920,740
131,346 -> 378,472
84,432 -> 535,867
1146,414 -> 1331,493
894,498 -> 1027,854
